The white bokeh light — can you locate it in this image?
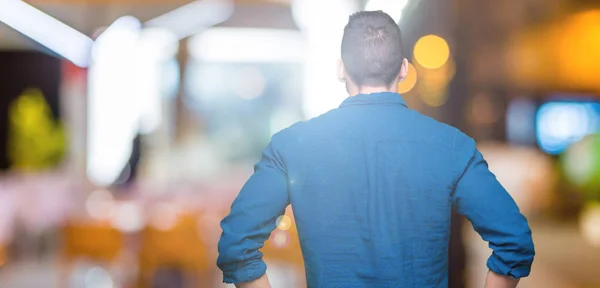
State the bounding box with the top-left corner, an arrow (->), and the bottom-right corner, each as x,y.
292,0 -> 359,119
365,0 -> 409,23
85,190 -> 116,220
110,201 -> 144,233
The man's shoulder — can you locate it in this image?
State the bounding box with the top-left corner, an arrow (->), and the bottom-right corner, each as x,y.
407,109 -> 472,147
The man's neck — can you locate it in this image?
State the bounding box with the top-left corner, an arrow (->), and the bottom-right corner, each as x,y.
349,84 -> 398,96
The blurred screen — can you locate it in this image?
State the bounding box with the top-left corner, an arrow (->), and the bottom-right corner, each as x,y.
535,97 -> 600,155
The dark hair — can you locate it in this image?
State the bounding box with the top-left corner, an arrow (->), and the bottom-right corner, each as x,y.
341,11 -> 403,86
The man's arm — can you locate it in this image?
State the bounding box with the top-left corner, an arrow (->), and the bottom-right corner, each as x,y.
235,274 -> 271,288
217,135 -> 289,287
485,270 -> 520,288
451,133 -> 535,286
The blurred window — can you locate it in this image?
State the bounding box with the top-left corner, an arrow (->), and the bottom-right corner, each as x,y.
184,61 -> 303,163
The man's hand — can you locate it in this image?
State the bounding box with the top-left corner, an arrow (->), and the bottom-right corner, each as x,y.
235,274 -> 271,288
484,270 -> 520,288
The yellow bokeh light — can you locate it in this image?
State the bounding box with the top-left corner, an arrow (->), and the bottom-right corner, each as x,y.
556,10 -> 600,89
413,55 -> 455,108
418,86 -> 449,107
397,62 -> 417,94
413,35 -> 450,69
507,9 -> 600,91
415,57 -> 456,88
276,215 -> 292,231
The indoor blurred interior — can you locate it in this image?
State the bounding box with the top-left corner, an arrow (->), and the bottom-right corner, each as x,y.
1,0 -> 600,287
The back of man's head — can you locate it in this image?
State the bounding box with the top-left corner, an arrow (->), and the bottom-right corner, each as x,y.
341,11 -> 404,87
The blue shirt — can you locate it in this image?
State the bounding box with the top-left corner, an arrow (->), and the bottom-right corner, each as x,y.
217,92 -> 535,287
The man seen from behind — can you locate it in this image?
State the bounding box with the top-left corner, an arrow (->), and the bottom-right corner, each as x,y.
217,10 -> 535,288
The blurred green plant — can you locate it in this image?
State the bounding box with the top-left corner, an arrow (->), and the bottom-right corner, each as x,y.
7,88 -> 67,171
561,134 -> 600,201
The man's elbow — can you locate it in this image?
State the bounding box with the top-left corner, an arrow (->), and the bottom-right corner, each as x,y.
217,239 -> 268,284
216,249 -> 233,273
217,238 -> 241,273
217,255 -> 268,284
523,236 -> 535,261
488,234 -> 535,279
517,230 -> 535,266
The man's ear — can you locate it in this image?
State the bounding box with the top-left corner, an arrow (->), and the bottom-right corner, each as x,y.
337,59 -> 346,82
397,58 -> 409,82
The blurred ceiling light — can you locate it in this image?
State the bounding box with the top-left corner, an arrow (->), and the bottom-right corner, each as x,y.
135,28 -> 178,135
413,35 -> 450,70
137,28 -> 179,61
88,17 -> 177,187
145,0 -> 234,40
92,15 -> 141,61
87,16 -> 142,187
364,0 -> 408,23
188,28 -> 305,63
0,0 -> 93,67
397,62 -> 417,94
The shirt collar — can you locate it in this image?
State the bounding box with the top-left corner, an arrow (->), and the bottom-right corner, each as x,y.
339,92 -> 408,108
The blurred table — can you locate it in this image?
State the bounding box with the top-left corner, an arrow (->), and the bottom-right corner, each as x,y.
525,219 -> 600,288
466,218 -> 600,288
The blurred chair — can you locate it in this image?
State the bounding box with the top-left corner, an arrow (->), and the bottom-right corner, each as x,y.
61,221 -> 124,262
0,243 -> 6,268
60,221 -> 124,287
137,213 -> 211,288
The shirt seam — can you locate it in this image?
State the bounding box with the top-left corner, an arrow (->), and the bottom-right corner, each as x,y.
450,132 -> 476,195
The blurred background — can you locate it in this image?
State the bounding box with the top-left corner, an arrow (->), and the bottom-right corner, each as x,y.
0,0 -> 600,287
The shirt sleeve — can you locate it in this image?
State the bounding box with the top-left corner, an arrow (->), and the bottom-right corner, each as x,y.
451,133 -> 535,279
217,134 -> 290,284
